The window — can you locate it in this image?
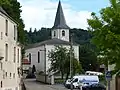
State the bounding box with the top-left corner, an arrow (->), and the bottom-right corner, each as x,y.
0,63 -> 2,70
13,73 -> 15,78
10,73 -> 11,77
73,78 -> 78,82
54,31 -> 56,37
17,49 -> 19,63
6,72 -> 7,77
1,32 -> 3,40
14,25 -> 16,40
5,20 -> 8,36
14,47 -> 16,62
5,44 -> 8,61
38,52 -> 40,63
29,53 -> 31,63
0,81 -> 2,88
62,30 -> 65,36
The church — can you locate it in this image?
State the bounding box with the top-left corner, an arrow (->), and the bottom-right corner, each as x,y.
25,0 -> 79,84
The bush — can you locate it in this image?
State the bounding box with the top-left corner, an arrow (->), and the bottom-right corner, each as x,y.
55,78 -> 65,84
99,75 -> 107,85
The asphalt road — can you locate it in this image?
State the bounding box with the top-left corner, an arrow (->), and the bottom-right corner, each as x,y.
24,79 -> 69,90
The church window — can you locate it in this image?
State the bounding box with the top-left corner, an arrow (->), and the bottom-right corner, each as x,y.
62,30 -> 65,36
54,31 -> 56,37
38,52 -> 40,63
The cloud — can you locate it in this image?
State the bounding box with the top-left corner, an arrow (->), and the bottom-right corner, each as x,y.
18,0 -> 92,31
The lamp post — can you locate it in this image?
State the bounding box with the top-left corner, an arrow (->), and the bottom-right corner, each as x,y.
39,45 -> 46,83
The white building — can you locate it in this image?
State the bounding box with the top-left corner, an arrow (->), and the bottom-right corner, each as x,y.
0,7 -> 21,90
25,1 -> 79,83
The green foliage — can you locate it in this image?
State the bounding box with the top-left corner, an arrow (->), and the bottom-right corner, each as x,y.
48,46 -> 82,80
54,78 -> 65,84
25,28 -> 51,44
99,75 -> 107,85
79,44 -> 99,71
88,0 -> 120,71
24,28 -> 91,45
0,0 -> 10,6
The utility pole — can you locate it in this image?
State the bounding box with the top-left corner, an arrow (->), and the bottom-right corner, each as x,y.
44,45 -> 47,83
70,34 -> 73,78
70,34 -> 73,90
39,45 -> 47,83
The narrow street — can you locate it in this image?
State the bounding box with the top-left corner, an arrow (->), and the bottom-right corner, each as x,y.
24,79 -> 69,90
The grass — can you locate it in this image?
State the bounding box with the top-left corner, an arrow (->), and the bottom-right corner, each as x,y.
54,78 -> 65,84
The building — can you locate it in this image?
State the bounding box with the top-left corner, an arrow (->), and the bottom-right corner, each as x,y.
25,1 -> 79,84
0,7 -> 21,90
108,64 -> 120,90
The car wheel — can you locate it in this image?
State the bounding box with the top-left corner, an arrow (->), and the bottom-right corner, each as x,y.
71,85 -> 74,89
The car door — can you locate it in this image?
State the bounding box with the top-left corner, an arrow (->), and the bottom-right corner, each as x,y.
72,78 -> 78,88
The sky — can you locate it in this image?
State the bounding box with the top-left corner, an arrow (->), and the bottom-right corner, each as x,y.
18,0 -> 110,31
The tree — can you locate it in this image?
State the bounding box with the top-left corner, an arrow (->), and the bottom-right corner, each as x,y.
65,50 -> 83,80
0,0 -> 10,6
48,46 -> 82,80
24,27 -> 92,45
79,45 -> 99,71
48,46 -> 68,79
88,0 -> 120,72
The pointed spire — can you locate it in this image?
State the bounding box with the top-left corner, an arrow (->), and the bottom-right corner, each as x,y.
52,0 -> 70,29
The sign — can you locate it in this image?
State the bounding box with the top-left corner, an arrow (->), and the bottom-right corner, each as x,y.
105,71 -> 112,81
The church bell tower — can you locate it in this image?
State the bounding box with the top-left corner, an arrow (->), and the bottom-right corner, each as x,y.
52,0 -> 70,42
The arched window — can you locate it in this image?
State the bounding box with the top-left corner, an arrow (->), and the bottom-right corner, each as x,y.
62,30 -> 65,36
54,31 -> 56,37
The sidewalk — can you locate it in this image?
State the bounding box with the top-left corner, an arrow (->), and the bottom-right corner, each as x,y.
47,84 -> 78,90
47,84 -> 69,90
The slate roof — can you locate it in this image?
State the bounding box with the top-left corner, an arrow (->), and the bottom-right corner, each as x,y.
26,38 -> 73,49
52,1 -> 70,29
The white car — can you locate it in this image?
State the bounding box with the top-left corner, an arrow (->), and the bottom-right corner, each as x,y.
65,75 -> 99,89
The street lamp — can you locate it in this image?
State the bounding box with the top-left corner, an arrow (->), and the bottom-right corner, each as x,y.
39,45 -> 46,83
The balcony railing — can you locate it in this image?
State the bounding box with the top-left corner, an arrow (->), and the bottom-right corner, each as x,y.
0,49 -> 4,60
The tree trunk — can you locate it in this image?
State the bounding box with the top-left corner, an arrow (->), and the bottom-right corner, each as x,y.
66,72 -> 69,80
61,71 -> 64,80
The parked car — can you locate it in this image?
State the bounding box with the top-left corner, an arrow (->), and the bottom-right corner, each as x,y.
85,71 -> 103,76
64,75 -> 99,89
82,83 -> 106,90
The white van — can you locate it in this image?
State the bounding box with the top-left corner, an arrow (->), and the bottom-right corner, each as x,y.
65,75 -> 99,89
85,71 -> 103,76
